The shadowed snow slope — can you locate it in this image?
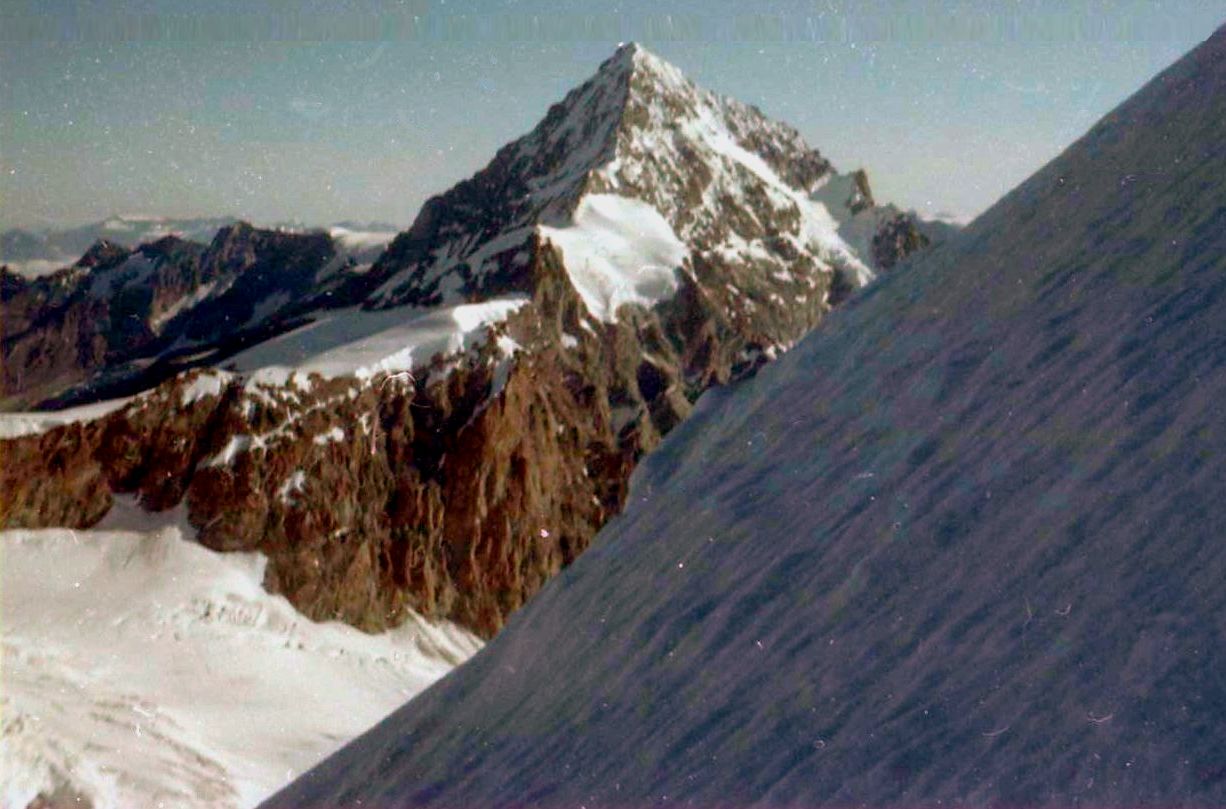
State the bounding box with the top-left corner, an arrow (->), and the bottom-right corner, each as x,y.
272,24 -> 1224,807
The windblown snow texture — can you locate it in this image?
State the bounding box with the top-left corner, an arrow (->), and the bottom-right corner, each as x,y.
265,24 -> 1226,809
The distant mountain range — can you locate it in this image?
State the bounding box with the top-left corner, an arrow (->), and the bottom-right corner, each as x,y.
0,215 -> 399,278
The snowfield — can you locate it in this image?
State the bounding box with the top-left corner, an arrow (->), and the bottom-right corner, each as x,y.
1,499 -> 480,809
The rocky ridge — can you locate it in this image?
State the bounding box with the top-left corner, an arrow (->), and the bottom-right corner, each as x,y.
0,215 -> 399,279
1,223 -> 391,409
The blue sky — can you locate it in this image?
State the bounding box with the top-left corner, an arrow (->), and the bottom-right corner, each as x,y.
2,0 -> 1224,230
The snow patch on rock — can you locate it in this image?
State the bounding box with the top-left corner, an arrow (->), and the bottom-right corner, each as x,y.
0,397 -> 134,439
180,371 -> 234,407
539,194 -> 686,322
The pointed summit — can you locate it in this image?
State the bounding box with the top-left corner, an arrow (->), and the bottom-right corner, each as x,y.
608,40 -> 643,67
368,42 -> 897,321
602,41 -> 682,84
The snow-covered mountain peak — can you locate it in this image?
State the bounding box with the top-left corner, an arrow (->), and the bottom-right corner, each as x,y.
603,40 -> 687,91
368,43 -> 884,313
590,44 -> 873,283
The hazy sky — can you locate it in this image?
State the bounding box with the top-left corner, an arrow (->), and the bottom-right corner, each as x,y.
2,0 -> 1224,231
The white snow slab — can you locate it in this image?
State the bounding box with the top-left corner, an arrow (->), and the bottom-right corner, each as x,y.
539,193 -> 687,322
151,280 -> 218,331
1,501 -> 480,809
230,297 -> 529,384
179,370 -> 234,406
0,396 -> 133,439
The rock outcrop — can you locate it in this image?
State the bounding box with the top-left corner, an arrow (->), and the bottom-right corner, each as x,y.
872,211 -> 932,270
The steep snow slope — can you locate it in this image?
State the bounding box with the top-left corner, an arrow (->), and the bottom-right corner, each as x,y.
265,24 -> 1226,809
1,502 -> 480,809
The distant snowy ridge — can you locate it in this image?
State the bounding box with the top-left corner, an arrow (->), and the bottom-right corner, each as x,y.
1,222 -> 397,409
0,396 -> 133,439
235,296 -> 529,386
0,217 -> 397,279
0,216 -> 239,278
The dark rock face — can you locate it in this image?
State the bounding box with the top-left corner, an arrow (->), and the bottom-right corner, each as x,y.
872,211 -> 932,270
1,44 -> 940,639
847,167 -> 875,212
176,223 -> 336,342
1,263 -> 114,410
74,239 -> 130,269
22,785 -> 94,809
